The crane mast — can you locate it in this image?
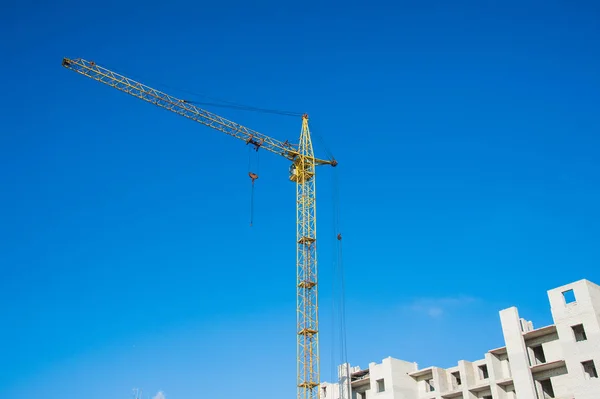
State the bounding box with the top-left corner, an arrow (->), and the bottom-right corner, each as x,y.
294,116 -> 319,397
62,58 -> 336,399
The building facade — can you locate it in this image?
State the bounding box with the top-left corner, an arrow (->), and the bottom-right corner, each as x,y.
320,279 -> 600,399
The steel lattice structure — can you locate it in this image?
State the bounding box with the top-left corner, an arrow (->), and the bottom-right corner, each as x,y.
62,57 -> 336,399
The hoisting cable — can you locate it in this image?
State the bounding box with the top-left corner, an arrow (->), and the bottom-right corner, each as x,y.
249,174 -> 257,227
100,64 -> 303,118
330,165 -> 349,399
338,173 -> 349,399
248,146 -> 260,227
330,227 -> 338,391
309,118 -> 336,163
186,100 -> 303,117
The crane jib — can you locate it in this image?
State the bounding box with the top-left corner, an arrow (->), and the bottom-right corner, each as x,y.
61,58 -> 335,167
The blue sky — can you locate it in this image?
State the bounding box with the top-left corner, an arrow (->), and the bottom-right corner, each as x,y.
2,1 -> 600,398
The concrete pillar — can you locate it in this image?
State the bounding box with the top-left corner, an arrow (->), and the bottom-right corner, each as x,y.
500,307 -> 537,399
338,363 -> 351,399
486,352 -> 504,399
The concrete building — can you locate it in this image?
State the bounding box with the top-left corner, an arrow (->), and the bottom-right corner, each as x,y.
321,279 -> 600,399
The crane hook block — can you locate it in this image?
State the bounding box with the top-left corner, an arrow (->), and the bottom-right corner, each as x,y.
245,135 -> 264,152
249,172 -> 259,182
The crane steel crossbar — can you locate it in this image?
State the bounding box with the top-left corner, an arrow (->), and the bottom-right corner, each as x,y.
62,57 -> 334,167
62,57 -> 337,399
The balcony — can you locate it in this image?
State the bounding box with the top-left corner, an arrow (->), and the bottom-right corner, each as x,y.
350,369 -> 370,388
530,359 -> 566,375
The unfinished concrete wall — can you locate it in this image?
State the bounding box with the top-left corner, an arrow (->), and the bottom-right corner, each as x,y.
549,279 -> 600,399
367,357 -> 418,399
320,381 -> 341,399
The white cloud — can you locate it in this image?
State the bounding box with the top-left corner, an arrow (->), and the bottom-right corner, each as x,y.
153,392 -> 166,399
403,296 -> 478,318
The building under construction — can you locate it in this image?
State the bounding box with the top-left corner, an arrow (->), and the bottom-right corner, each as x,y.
321,279 -> 600,399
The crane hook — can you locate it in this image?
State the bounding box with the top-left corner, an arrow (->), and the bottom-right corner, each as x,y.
249,172 -> 259,184
248,172 -> 259,227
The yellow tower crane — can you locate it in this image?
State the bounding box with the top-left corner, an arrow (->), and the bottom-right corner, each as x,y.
62,58 -> 337,399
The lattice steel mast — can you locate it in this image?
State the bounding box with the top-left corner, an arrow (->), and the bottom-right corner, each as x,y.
292,115 -> 319,399
62,58 -> 336,399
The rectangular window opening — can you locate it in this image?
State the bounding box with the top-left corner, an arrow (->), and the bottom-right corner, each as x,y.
425,379 -> 435,392
451,371 -> 462,388
562,289 -> 576,304
376,379 -> 385,393
532,345 -> 546,365
572,324 -> 588,342
582,360 -> 598,380
478,364 -> 489,379
539,379 -> 555,399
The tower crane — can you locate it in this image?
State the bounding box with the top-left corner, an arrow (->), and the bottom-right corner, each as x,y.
61,57 -> 337,399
